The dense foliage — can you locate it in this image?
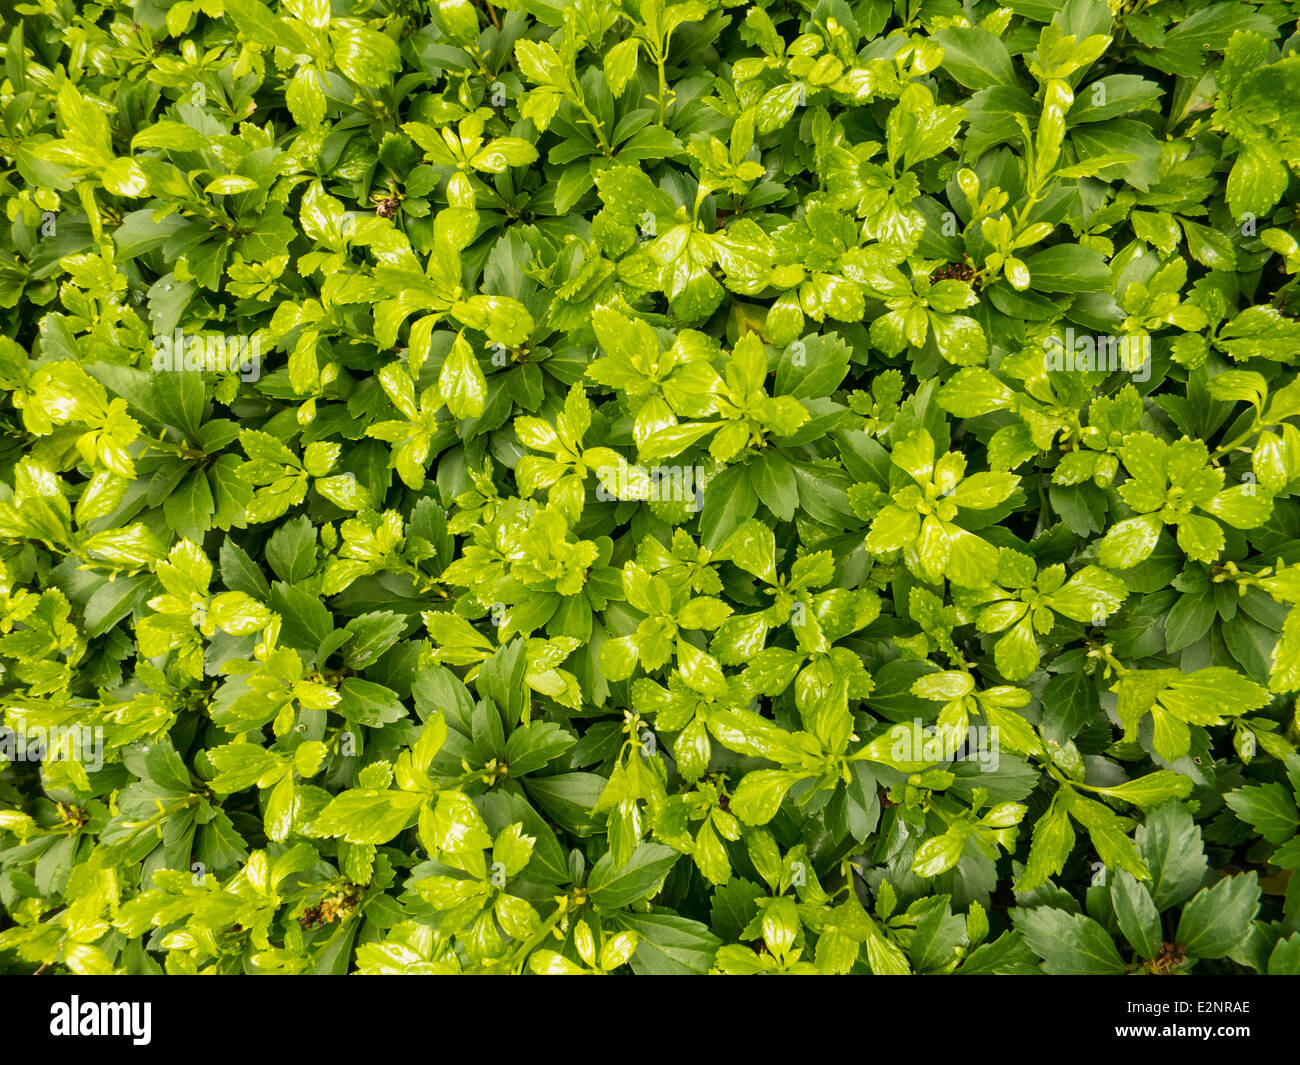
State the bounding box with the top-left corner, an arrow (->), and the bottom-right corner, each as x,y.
1,0 -> 1300,976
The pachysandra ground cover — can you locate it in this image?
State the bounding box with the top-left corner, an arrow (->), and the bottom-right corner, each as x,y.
1,0 -> 1300,976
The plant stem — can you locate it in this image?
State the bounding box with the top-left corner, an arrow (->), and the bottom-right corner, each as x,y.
656,53 -> 668,126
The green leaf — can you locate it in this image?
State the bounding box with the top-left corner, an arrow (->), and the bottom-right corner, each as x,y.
1174,872 -> 1260,959
1225,782 -> 1300,844
699,464 -> 759,550
1110,870 -> 1162,961
1066,792 -> 1150,882
311,790 -> 425,845
1098,513 -> 1163,568
1016,802 -> 1075,892
587,843 -> 680,909
1014,908 -> 1127,974
1136,802 -> 1207,911
439,333 -> 487,420
934,27 -> 1018,89
1021,245 -> 1111,292
729,769 -> 803,826
1090,771 -> 1194,810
